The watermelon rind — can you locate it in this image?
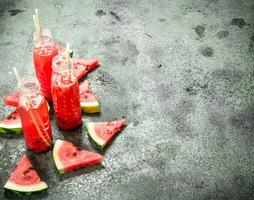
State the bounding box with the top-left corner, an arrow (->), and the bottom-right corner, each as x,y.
85,122 -> 105,150
0,122 -> 22,134
80,101 -> 100,113
53,140 -> 65,174
4,181 -> 48,193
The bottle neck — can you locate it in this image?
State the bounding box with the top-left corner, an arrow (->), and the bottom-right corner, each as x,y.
52,54 -> 73,74
33,29 -> 54,48
19,76 -> 40,97
18,76 -> 43,108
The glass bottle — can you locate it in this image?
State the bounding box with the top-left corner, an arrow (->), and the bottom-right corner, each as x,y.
51,54 -> 82,130
33,29 -> 58,102
18,75 -> 53,153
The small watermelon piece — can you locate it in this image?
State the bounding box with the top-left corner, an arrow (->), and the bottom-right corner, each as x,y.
72,58 -> 100,80
0,110 -> 22,134
3,91 -> 50,111
3,91 -> 20,107
79,80 -> 100,113
53,140 -> 104,174
85,119 -> 126,150
4,155 -> 48,194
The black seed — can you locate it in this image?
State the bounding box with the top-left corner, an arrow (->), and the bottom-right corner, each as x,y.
201,47 -> 214,57
230,18 -> 246,28
95,10 -> 106,17
194,25 -> 205,38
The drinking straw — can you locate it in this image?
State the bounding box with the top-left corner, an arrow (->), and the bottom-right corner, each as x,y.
33,9 -> 42,41
13,67 -> 51,147
65,43 -> 72,77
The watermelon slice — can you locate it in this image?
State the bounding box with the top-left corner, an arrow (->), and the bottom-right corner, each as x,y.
79,80 -> 100,113
85,119 -> 126,150
72,58 -> 100,80
55,43 -> 100,80
3,91 -> 20,107
53,140 -> 104,174
4,155 -> 48,194
0,110 -> 22,134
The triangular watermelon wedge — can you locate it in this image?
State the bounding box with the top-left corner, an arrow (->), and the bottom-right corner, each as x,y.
53,140 -> 104,174
0,110 -> 22,134
72,58 -> 100,80
55,43 -> 100,80
4,155 -> 48,194
85,119 -> 126,150
3,91 -> 20,107
79,80 -> 100,113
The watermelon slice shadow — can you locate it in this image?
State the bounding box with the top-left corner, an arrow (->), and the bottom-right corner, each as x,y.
0,132 -> 23,139
84,112 -> 101,117
56,163 -> 105,182
4,186 -> 49,198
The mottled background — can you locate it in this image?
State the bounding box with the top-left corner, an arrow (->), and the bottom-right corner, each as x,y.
0,0 -> 254,199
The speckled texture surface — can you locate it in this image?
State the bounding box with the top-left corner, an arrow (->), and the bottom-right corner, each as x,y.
0,0 -> 254,199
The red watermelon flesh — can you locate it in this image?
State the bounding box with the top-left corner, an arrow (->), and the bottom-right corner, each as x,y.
4,155 -> 48,193
79,80 -> 98,102
53,140 -> 104,174
72,58 -> 100,80
3,91 -> 20,107
0,110 -> 22,134
55,43 -> 100,80
85,119 -> 126,149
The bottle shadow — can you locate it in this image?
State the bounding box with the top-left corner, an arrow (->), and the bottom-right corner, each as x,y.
59,123 -> 89,150
4,188 -> 48,200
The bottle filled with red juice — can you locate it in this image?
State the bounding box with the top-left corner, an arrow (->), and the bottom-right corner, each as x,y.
33,29 -> 58,102
18,75 -> 53,153
51,54 -> 82,130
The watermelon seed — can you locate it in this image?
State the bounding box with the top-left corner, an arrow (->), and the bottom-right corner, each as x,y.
72,152 -> 77,157
24,167 -> 34,175
24,175 -> 32,180
76,147 -> 81,151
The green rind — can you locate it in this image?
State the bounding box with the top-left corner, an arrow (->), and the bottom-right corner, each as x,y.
87,133 -> 104,152
0,127 -> 7,134
85,122 -> 105,150
53,140 -> 66,174
0,126 -> 22,134
4,181 -> 48,193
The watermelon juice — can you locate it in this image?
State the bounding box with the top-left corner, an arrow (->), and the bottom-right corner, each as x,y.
51,55 -> 82,130
33,29 -> 58,102
18,76 -> 53,153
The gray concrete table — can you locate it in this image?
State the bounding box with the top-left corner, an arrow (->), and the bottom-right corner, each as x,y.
0,0 -> 254,199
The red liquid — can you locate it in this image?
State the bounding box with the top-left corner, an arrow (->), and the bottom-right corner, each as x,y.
18,98 -> 53,153
51,77 -> 82,130
33,45 -> 58,101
